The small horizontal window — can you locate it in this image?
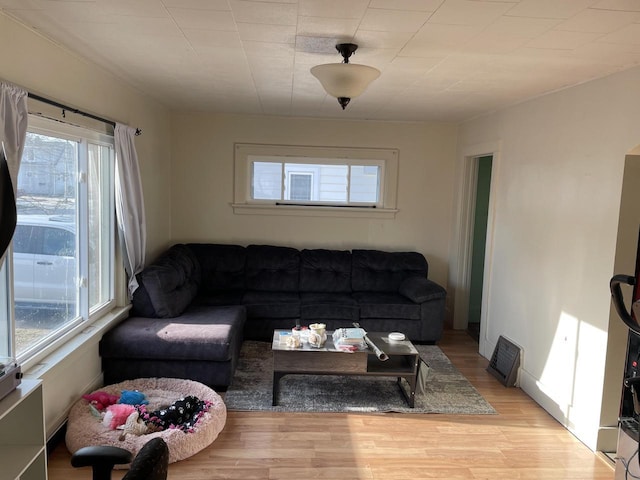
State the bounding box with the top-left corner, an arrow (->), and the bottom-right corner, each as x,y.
234,144 -> 398,218
251,159 -> 381,206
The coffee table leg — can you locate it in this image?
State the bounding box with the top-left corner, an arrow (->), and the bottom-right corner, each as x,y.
407,374 -> 416,408
272,371 -> 284,406
397,375 -> 417,408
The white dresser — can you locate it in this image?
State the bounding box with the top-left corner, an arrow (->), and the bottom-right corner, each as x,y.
0,379 -> 46,480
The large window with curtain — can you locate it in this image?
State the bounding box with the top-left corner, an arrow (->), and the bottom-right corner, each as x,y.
1,115 -> 115,361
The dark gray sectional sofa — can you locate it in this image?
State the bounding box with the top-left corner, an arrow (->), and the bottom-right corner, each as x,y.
99,243 -> 447,389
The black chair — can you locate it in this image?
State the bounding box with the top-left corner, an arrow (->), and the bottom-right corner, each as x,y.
71,437 -> 169,480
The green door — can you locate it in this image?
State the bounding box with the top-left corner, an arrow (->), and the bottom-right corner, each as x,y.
468,156 -> 492,336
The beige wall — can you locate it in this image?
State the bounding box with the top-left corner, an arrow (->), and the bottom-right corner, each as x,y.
457,65 -> 640,451
0,12 -> 172,438
170,113 -> 458,289
0,13 -> 172,261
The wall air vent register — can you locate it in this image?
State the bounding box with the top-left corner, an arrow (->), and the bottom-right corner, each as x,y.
486,335 -> 520,387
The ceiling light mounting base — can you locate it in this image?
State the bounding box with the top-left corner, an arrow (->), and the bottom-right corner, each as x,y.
336,43 -> 358,64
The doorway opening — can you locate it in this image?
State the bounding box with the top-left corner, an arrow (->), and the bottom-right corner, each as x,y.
467,155 -> 493,342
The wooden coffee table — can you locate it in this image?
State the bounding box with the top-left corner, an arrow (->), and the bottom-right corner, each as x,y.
271,329 -> 420,407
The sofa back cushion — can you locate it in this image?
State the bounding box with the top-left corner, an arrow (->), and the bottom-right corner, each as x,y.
132,244 -> 200,318
187,243 -> 246,294
300,249 -> 352,293
246,245 -> 300,292
351,249 -> 428,292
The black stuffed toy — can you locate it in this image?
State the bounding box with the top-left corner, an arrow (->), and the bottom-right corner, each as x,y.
136,395 -> 211,433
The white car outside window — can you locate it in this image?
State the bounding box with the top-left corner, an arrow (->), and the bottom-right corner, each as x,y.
13,215 -> 77,308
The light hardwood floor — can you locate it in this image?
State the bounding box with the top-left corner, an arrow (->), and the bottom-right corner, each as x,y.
47,330 -> 615,480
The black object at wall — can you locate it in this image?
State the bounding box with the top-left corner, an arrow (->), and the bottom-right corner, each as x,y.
610,226 -> 640,477
486,335 -> 521,387
0,151 -> 17,260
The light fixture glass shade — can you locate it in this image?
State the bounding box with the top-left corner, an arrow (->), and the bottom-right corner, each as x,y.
310,63 -> 381,99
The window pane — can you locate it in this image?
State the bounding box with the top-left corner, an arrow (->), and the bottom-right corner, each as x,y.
350,165 -> 380,203
14,132 -> 79,355
284,163 -> 348,203
252,161 -> 282,200
88,143 -> 112,310
250,156 -> 381,205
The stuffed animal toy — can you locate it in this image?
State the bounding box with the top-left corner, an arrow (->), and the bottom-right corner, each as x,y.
136,395 -> 211,433
82,391 -> 120,411
118,410 -> 151,440
102,404 -> 136,430
118,390 -> 148,406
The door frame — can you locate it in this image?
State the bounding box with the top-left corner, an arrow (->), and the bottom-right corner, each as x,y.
451,141 -> 500,357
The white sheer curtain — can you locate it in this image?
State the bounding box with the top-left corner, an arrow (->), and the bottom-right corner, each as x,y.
0,82 -> 28,264
114,123 -> 146,298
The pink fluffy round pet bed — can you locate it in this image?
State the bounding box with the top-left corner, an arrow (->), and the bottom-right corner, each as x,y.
65,378 -> 226,465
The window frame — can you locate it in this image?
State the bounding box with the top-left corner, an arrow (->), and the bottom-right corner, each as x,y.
2,115 -> 117,366
233,143 -> 399,218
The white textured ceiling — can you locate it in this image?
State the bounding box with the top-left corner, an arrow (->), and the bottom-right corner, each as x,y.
2,0 -> 640,122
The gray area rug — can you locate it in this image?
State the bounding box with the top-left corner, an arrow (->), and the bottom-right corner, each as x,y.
224,341 -> 496,414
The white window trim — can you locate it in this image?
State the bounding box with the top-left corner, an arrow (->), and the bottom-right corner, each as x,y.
233,143 -> 399,219
8,115 -> 119,365
29,115 -> 114,146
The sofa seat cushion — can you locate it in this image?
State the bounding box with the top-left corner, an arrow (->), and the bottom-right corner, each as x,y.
242,291 -> 300,318
99,305 -> 245,362
353,292 -> 421,320
300,292 -> 358,321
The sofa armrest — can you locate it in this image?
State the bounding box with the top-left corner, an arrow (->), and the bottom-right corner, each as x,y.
132,244 -> 200,318
399,276 -> 446,303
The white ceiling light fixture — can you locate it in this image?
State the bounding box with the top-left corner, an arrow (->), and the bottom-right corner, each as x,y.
311,43 -> 381,110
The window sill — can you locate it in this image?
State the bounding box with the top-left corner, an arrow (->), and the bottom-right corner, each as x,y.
22,305 -> 130,376
231,203 -> 398,219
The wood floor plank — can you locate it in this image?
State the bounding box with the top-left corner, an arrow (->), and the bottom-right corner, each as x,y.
46,330 -> 615,480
